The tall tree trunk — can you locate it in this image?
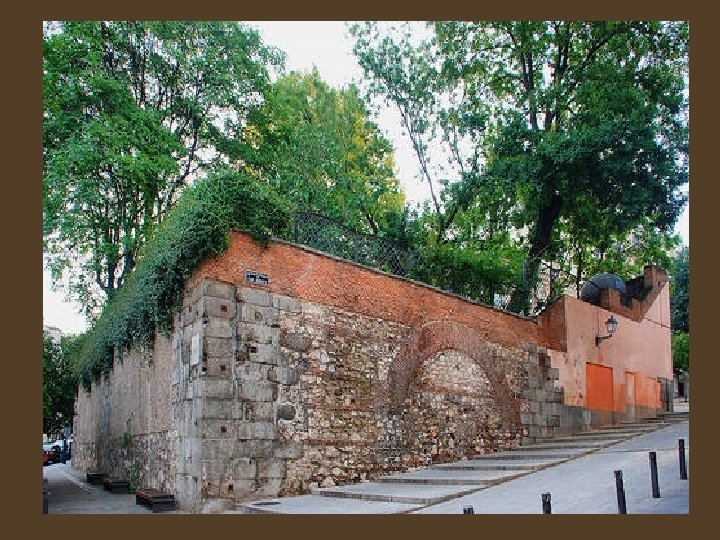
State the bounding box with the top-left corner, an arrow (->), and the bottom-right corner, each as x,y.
508,193 -> 563,314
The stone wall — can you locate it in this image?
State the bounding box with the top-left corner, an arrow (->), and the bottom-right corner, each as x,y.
73,232 -> 670,511
171,277 -> 560,504
73,334 -> 177,496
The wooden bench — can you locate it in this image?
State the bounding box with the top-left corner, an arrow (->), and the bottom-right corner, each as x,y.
86,472 -> 106,485
135,487 -> 176,513
102,477 -> 130,494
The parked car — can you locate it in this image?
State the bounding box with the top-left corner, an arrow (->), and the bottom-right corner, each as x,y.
43,443 -> 60,465
51,438 -> 72,460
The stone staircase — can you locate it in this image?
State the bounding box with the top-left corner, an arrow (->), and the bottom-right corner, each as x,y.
235,411 -> 689,514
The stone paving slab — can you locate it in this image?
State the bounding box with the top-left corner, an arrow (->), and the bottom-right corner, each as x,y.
434,457 -> 567,470
312,482 -> 483,505
236,495 -> 422,514
376,468 -> 526,485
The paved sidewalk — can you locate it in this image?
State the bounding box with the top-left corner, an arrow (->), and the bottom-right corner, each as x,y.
43,462 -> 153,514
414,420 -> 689,514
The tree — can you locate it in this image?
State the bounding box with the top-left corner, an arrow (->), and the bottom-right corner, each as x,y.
352,22 -> 688,314
43,21 -> 283,316
244,70 -> 405,235
43,335 -> 77,436
670,246 -> 689,372
671,246 -> 689,333
672,332 -> 689,373
350,23 -> 524,305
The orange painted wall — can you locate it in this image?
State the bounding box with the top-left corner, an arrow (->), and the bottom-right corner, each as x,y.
586,363 -> 614,412
540,290 -> 671,413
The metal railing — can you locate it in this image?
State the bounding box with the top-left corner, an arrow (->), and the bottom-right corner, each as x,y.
285,212 -> 415,278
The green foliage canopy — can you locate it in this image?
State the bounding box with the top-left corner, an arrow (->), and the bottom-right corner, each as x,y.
672,332 -> 689,373
245,70 -> 405,235
671,246 -> 689,333
43,335 -> 78,435
43,21 -> 283,316
73,168 -> 290,389
351,21 -> 688,314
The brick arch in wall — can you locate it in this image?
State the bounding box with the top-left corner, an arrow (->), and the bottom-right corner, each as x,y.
387,320 -> 521,427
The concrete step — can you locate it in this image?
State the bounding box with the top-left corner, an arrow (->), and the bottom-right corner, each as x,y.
573,426 -> 657,437
311,482 -> 483,505
457,448 -> 590,460
433,457 -> 567,471
375,468 -> 525,485
236,495 -> 423,514
548,434 -> 627,444
515,439 -> 617,450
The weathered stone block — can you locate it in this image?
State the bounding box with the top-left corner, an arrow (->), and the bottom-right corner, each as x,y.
520,411 -> 533,425
201,439 -> 239,462
205,337 -> 233,358
547,367 -> 560,380
255,477 -> 284,498
222,478 -> 255,498
268,367 -> 300,386
241,304 -> 279,326
238,287 -> 271,307
548,415 -> 561,427
240,323 -> 278,345
528,401 -> 540,413
198,297 -> 237,319
235,362 -> 270,382
238,382 -> 274,402
196,398 -> 244,420
238,421 -> 276,440
280,332 -> 313,352
274,442 -> 303,459
248,343 -> 278,365
205,318 -> 233,339
199,379 -> 234,399
236,440 -> 275,458
245,401 -> 274,421
272,295 -> 302,313
196,279 -> 236,301
228,457 -> 257,479
257,458 -> 286,479
276,404 -> 296,420
199,418 -> 237,439
205,356 -> 232,378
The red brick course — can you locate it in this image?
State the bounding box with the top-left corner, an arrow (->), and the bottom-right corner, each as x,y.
190,232 -> 540,350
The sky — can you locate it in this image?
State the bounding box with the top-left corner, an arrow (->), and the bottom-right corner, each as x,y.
42,21 -> 690,336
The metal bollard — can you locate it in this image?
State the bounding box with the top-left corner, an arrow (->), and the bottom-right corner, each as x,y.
649,451 -> 660,498
614,470 -> 627,514
679,439 -> 688,480
542,492 -> 552,514
462,505 -> 475,514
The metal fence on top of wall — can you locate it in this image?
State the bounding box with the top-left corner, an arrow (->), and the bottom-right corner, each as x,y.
285,211 -> 416,278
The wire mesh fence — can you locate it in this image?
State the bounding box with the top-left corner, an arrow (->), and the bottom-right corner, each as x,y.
284,212 -> 416,277
280,212 -> 549,315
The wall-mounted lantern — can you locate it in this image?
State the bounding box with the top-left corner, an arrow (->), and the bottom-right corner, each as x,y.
595,315 -> 619,346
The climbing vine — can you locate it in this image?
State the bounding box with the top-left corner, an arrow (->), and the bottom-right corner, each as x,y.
74,168 -> 290,389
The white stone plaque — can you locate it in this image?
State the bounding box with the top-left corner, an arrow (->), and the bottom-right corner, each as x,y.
190,334 -> 201,366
